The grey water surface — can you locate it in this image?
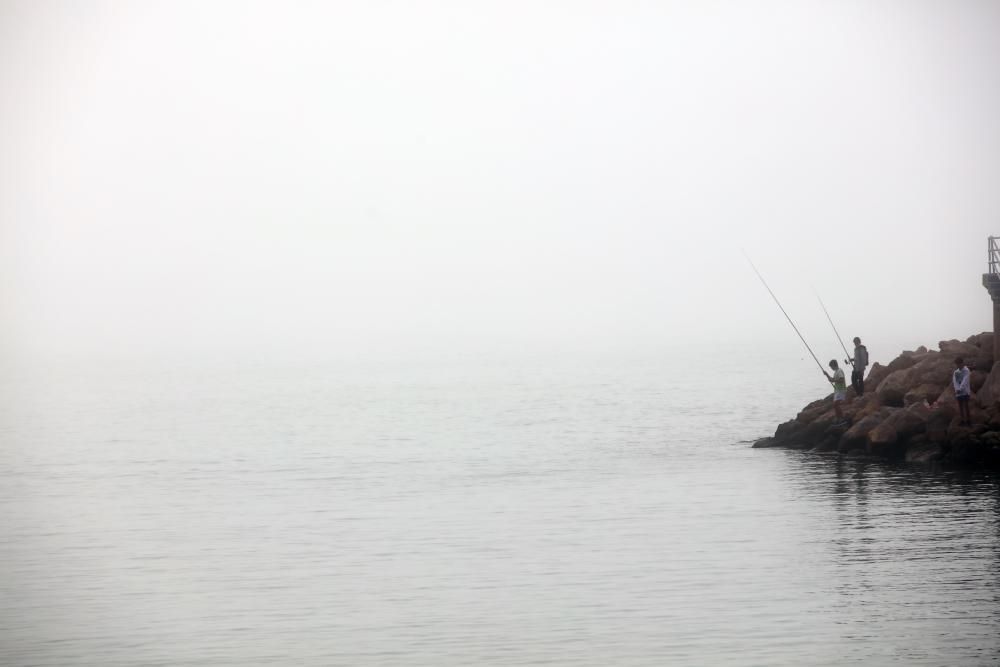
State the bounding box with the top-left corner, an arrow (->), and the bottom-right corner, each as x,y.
2,351 -> 998,666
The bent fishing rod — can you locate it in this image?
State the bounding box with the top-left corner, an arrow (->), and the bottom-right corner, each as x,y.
743,252 -> 828,378
815,292 -> 854,368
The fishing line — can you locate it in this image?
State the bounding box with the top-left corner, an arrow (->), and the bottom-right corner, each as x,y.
742,251 -> 827,377
815,292 -> 853,368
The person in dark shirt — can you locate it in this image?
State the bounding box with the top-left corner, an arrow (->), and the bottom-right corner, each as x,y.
847,337 -> 869,397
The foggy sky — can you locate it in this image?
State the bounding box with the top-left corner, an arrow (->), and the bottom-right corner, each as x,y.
2,1 -> 999,364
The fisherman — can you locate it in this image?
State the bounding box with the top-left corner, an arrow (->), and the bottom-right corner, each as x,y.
824,359 -> 848,425
846,336 -> 869,396
953,357 -> 972,426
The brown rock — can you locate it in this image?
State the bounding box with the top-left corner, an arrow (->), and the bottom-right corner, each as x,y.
876,351 -> 960,408
884,353 -> 920,375
910,352 -> 957,387
796,397 -> 832,423
876,368 -> 916,407
791,419 -> 834,448
975,365 -> 1000,407
967,337 -> 995,373
939,339 -> 979,355
905,442 -> 945,463
980,430 -> 1000,447
965,331 -> 992,346
947,431 -> 984,465
813,435 -> 842,452
867,406 -> 928,458
868,412 -> 900,446
851,393 -> 883,420
971,370 -> 988,394
840,412 -> 885,451
926,409 -> 953,443
903,383 -> 943,406
893,403 -> 931,439
965,331 -> 994,364
773,419 -> 802,442
862,362 -> 890,392
940,339 -> 991,372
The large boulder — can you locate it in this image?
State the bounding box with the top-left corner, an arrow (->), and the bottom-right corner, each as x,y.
893,402 -> 932,439
910,351 -> 959,387
980,430 -> 1000,448
975,364 -> 1000,407
971,370 -> 988,394
773,419 -> 803,444
876,368 -> 916,407
935,384 -> 970,410
926,408 -> 954,443
905,441 -> 945,463
986,406 -> 1000,429
796,396 -> 832,424
964,331 -> 994,369
840,412 -> 885,451
940,339 -> 991,372
904,383 -> 943,406
876,351 -> 956,407
849,392 -> 883,421
868,405 -> 925,458
946,428 -> 986,465
868,408 -> 902,448
939,338 -> 979,354
884,352 -> 920,375
815,422 -> 850,451
966,331 -> 993,346
789,418 -> 835,448
862,362 -> 891,392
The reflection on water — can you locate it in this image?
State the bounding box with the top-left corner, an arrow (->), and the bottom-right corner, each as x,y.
805,457 -> 1000,665
1,360 -> 998,666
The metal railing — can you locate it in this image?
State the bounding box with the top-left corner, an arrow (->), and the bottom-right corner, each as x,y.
990,236 -> 1000,275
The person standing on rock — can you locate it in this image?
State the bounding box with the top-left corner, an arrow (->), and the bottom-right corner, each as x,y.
824,359 -> 848,425
953,357 -> 972,426
847,337 -> 869,396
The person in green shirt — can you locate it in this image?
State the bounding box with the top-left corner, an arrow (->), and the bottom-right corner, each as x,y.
824,359 -> 848,425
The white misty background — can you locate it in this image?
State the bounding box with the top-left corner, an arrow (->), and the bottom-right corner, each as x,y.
1,1 -> 998,367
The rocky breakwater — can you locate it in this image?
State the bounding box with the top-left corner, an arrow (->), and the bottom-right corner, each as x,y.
754,333 -> 1000,467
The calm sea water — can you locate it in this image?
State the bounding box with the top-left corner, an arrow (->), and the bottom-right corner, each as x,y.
1,348 -> 998,666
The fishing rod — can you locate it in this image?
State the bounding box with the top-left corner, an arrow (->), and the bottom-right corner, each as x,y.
815,293 -> 854,368
743,252 -> 827,377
